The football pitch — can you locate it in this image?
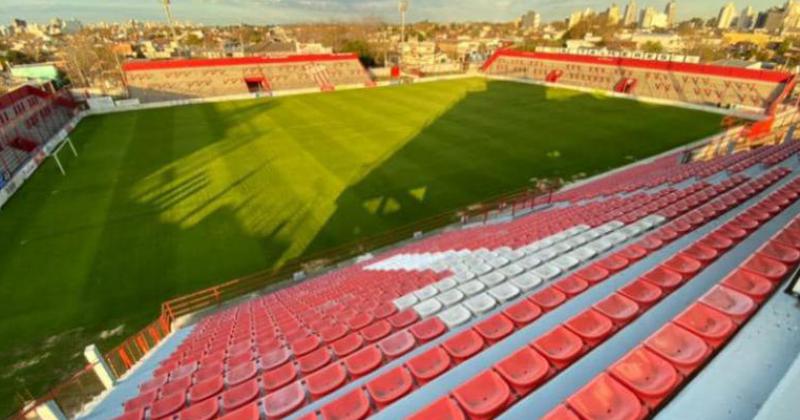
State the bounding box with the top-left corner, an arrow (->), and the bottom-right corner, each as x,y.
0,77 -> 722,413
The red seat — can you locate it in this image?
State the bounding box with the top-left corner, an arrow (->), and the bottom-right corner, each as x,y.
566,373 -> 647,420
150,392 -> 187,420
320,388 -> 372,420
683,243 -> 718,263
260,347 -> 292,371
474,313 -> 515,344
218,401 -> 261,420
774,229 -> 800,249
619,279 -> 663,309
410,317 -> 447,342
742,254 -> 788,282
674,303 -> 737,348
222,378 -> 260,412
366,366 -> 414,408
503,299 -> 542,326
262,381 -> 306,418
195,362 -> 224,383
617,245 -> 648,262
406,346 -> 452,384
408,397 -> 466,420
564,309 -> 614,347
162,375 -> 192,397
532,326 -> 585,370
374,302 -> 398,319
716,224 -> 748,242
319,325 -> 348,343
638,236 -> 663,251
656,226 -> 681,241
732,215 -> 760,231
645,323 -> 711,375
609,347 -> 680,408
575,264 -> 611,284
227,351 -> 255,369
663,254 -> 703,277
530,287 -> 568,311
443,329 -> 485,363
305,362 -> 348,399
759,241 -> 800,264
343,345 -> 383,378
721,269 -> 774,303
227,361 -> 258,386
189,375 -> 224,403
452,370 -> 512,419
378,330 -> 416,359
177,397 -> 219,420
331,333 -> 364,358
361,320 -> 393,342
641,267 -> 682,292
598,255 -> 630,273
745,208 -> 772,222
123,391 -> 157,413
139,375 -> 167,393
594,293 -> 640,326
262,362 -> 297,392
298,347 -> 332,374
493,346 -> 551,395
700,233 -> 734,251
347,312 -> 375,330
700,286 -> 756,323
388,308 -> 420,329
541,404 -> 581,420
554,276 -> 589,298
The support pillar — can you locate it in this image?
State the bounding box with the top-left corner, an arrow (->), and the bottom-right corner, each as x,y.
84,344 -> 116,390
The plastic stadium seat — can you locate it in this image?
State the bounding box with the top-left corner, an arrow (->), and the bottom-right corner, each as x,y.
222,378 -> 260,411
115,408 -> 145,420
320,325 -> 349,343
348,313 -> 375,331
139,375 -> 167,393
663,254 -> 703,277
406,346 -> 452,384
366,366 -> 414,408
700,233 -> 734,251
617,245 -> 648,262
732,216 -> 760,231
298,347 -> 332,374
124,390 -> 157,412
742,254 -> 789,282
408,397 -> 466,420
388,308 -> 420,329
410,317 -> 447,343
759,241 -> 800,264
452,370 -> 512,419
775,229 -> 800,249
262,381 -> 306,418
674,303 -> 737,348
540,404 -> 581,420
532,326 -> 585,370
306,362 -> 347,399
227,351 -> 255,369
474,313 -> 515,344
361,320 -> 393,342
699,286 -> 757,323
503,299 -> 543,326
374,302 -> 398,319
641,267 -> 683,292
530,287 -> 568,311
594,294 -> 640,326
493,346 -> 551,395
195,362 -> 224,383
554,276 -> 589,298
645,323 -> 711,375
261,347 -> 292,371
565,309 -> 614,347
566,373 -> 647,420
189,375 -> 224,403
656,226 -> 682,241
291,335 -> 321,356
170,362 -> 198,380
150,392 -> 187,420
609,347 -> 680,408
177,396 -> 219,420
619,279 -> 663,309
575,264 -> 611,284
378,330 -> 416,359
331,333 -> 364,358
443,329 -> 486,363
721,269 -> 774,302
638,236 -> 663,251
227,361 -> 258,386
262,362 -> 297,392
683,243 -> 719,263
598,255 -> 630,273
717,224 -> 748,242
343,345 -> 383,378
320,388 -> 372,420
161,374 -> 192,397
219,401 -> 260,420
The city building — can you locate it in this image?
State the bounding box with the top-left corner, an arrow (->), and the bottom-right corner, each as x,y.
520,11 -> 541,31
665,1 -> 678,28
640,7 -> 669,29
607,3 -> 622,25
623,0 -> 638,26
739,6 -> 756,30
718,2 -> 737,29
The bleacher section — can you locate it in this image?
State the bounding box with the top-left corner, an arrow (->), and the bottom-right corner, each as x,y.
482,50 -> 795,113
97,136 -> 800,420
123,54 -> 373,103
0,85 -> 77,181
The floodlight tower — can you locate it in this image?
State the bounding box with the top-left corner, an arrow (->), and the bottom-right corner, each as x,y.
399,0 -> 409,43
161,0 -> 178,40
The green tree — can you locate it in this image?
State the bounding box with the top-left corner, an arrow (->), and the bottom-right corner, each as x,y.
340,39 -> 376,67
641,41 -> 665,53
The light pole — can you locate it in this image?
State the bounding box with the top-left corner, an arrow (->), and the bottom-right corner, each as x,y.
399,0 -> 409,44
161,0 -> 178,41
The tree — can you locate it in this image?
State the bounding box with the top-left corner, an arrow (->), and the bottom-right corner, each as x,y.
3,50 -> 35,65
641,41 -> 665,53
341,39 -> 377,67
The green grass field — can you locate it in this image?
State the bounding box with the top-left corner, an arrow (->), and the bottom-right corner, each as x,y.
0,77 -> 722,413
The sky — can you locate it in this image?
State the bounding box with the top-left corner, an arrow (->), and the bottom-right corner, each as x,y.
0,0 -> 790,26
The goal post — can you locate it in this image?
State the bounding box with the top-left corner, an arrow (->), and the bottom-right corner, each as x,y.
51,137 -> 78,176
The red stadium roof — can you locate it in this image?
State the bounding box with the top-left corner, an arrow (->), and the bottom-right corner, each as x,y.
122,53 -> 360,72
483,49 -> 793,83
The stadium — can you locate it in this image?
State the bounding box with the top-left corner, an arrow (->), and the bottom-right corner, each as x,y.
3,46 -> 800,420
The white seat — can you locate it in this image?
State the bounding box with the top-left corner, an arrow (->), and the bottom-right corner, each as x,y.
520,241 -> 544,255
463,293 -> 498,314
479,271 -> 506,287
532,263 -> 561,281
552,255 -> 580,270
488,282 -> 521,302
498,249 -> 524,261
413,299 -> 443,317
605,231 -> 628,245
453,271 -> 476,284
538,237 -> 556,248
586,239 -> 613,253
563,236 -> 587,248
458,280 -> 486,296
470,263 -> 493,276
487,256 -> 510,269
534,248 -> 559,262
500,263 -> 524,278
433,277 -> 458,292
620,225 -> 643,237
550,231 -> 570,242
569,246 -> 597,262
437,289 -> 465,306
579,230 -> 601,241
393,293 -> 419,310
551,242 -> 573,254
519,255 -> 542,269
414,285 -> 439,301
511,272 -> 543,291
437,304 -> 473,328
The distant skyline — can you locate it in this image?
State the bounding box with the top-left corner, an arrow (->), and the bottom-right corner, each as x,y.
0,0 -> 792,26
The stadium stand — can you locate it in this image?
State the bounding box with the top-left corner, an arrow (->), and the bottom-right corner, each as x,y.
123,54 -> 374,103
96,134 -> 800,420
482,50 -> 796,113
0,84 -> 78,181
